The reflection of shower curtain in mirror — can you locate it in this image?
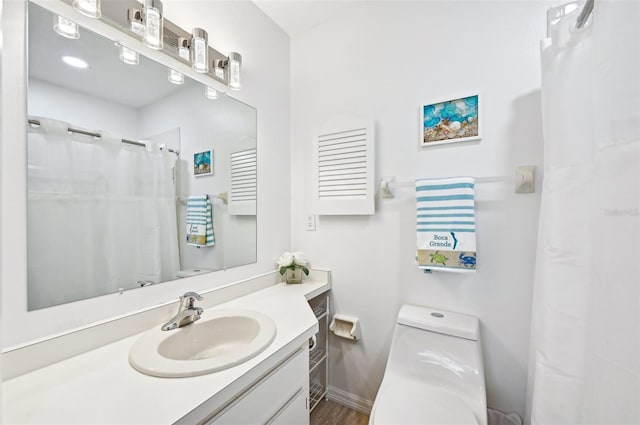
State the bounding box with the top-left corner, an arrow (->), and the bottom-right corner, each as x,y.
27,117 -> 180,309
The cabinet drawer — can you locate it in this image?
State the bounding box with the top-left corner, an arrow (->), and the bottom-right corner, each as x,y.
207,346 -> 308,425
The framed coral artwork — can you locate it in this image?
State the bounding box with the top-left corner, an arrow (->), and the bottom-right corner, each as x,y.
194,150 -> 213,176
420,94 -> 481,147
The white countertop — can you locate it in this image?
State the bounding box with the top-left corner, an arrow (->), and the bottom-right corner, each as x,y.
2,280 -> 330,424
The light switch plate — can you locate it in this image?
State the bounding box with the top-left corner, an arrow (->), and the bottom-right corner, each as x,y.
305,214 -> 316,231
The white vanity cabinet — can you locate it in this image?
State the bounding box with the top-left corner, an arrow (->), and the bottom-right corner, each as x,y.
204,345 -> 310,425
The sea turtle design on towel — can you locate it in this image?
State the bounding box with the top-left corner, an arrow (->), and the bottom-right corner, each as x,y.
430,251 -> 449,265
458,252 -> 476,268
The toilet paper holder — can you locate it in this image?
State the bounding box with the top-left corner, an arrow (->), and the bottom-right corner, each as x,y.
329,314 -> 361,341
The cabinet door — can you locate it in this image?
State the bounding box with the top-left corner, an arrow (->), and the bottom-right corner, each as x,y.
207,347 -> 308,425
267,389 -> 309,425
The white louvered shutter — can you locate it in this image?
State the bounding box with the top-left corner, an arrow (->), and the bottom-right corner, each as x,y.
312,117 -> 375,215
229,148 -> 256,215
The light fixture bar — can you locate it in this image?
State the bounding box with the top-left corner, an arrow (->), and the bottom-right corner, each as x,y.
49,0 -> 241,91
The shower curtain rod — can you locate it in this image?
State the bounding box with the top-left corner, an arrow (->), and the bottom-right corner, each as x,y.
576,0 -> 594,29
28,119 -> 180,155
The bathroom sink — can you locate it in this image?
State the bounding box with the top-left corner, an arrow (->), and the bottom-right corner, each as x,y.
129,309 -> 277,377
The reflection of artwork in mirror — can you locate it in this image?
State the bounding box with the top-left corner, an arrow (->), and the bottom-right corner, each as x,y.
26,2 -> 257,310
194,150 -> 213,176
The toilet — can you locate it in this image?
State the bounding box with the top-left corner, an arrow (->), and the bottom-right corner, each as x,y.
369,304 -> 487,425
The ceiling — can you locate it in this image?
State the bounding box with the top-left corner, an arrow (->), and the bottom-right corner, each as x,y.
252,0 -> 366,36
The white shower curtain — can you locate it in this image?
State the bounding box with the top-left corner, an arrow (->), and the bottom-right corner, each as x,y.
527,1 -> 639,424
27,117 -> 180,309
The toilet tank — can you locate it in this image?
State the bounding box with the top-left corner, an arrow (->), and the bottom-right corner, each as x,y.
385,304 -> 486,414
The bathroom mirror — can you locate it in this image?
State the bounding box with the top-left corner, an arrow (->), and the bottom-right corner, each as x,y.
26,2 -> 257,310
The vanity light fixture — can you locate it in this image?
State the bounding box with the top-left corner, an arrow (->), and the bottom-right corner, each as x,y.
226,52 -> 242,90
166,37 -> 191,86
213,59 -> 225,79
53,15 -> 80,39
143,0 -> 164,50
73,0 -> 101,18
190,28 -> 209,73
127,8 -> 145,37
117,43 -> 139,65
168,69 -> 184,85
61,55 -> 88,69
205,86 -> 219,100
177,37 -> 191,61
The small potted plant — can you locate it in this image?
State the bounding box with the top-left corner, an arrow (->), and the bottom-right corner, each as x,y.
277,251 -> 310,284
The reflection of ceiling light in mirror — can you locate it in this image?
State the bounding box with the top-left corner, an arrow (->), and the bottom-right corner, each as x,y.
143,0 -> 164,50
205,87 -> 219,100
53,15 -> 80,39
168,69 -> 184,85
61,56 -> 88,69
117,44 -> 139,65
191,28 -> 209,73
73,0 -> 101,18
128,9 -> 145,37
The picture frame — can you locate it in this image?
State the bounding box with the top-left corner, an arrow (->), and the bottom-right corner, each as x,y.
194,150 -> 213,176
420,94 -> 481,148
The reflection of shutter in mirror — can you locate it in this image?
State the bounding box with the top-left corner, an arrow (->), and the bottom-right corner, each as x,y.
229,148 -> 257,216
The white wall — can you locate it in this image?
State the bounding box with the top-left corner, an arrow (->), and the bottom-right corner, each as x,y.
28,78 -> 141,137
290,1 -> 546,417
1,0 -> 290,347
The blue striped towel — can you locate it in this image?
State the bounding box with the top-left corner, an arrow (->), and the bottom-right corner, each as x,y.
416,177 -> 476,272
186,195 -> 215,247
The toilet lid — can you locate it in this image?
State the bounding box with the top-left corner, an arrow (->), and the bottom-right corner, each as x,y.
372,385 -> 479,425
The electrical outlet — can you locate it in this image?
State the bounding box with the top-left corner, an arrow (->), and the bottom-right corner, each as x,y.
305,214 -> 316,231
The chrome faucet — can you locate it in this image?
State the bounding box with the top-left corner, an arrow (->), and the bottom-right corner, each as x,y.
161,292 -> 204,331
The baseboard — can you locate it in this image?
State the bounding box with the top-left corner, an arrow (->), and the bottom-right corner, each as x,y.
326,385 -> 373,415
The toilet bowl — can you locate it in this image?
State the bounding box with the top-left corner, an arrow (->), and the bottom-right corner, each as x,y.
369,304 -> 487,425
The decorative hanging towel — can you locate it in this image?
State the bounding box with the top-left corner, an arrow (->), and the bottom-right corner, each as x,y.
186,195 -> 215,247
416,177 -> 476,272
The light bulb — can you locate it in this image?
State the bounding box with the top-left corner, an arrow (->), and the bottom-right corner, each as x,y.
118,44 -> 139,65
73,0 -> 101,18
168,69 -> 184,85
128,9 -> 144,37
143,0 -> 163,50
214,64 -> 225,79
205,87 -> 219,99
177,38 -> 190,61
191,28 -> 209,73
53,15 -> 80,39
227,52 -> 242,90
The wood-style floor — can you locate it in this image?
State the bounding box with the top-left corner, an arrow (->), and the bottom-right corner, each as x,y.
311,400 -> 369,425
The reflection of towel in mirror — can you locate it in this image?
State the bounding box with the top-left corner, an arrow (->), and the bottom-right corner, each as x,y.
186,195 -> 215,247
